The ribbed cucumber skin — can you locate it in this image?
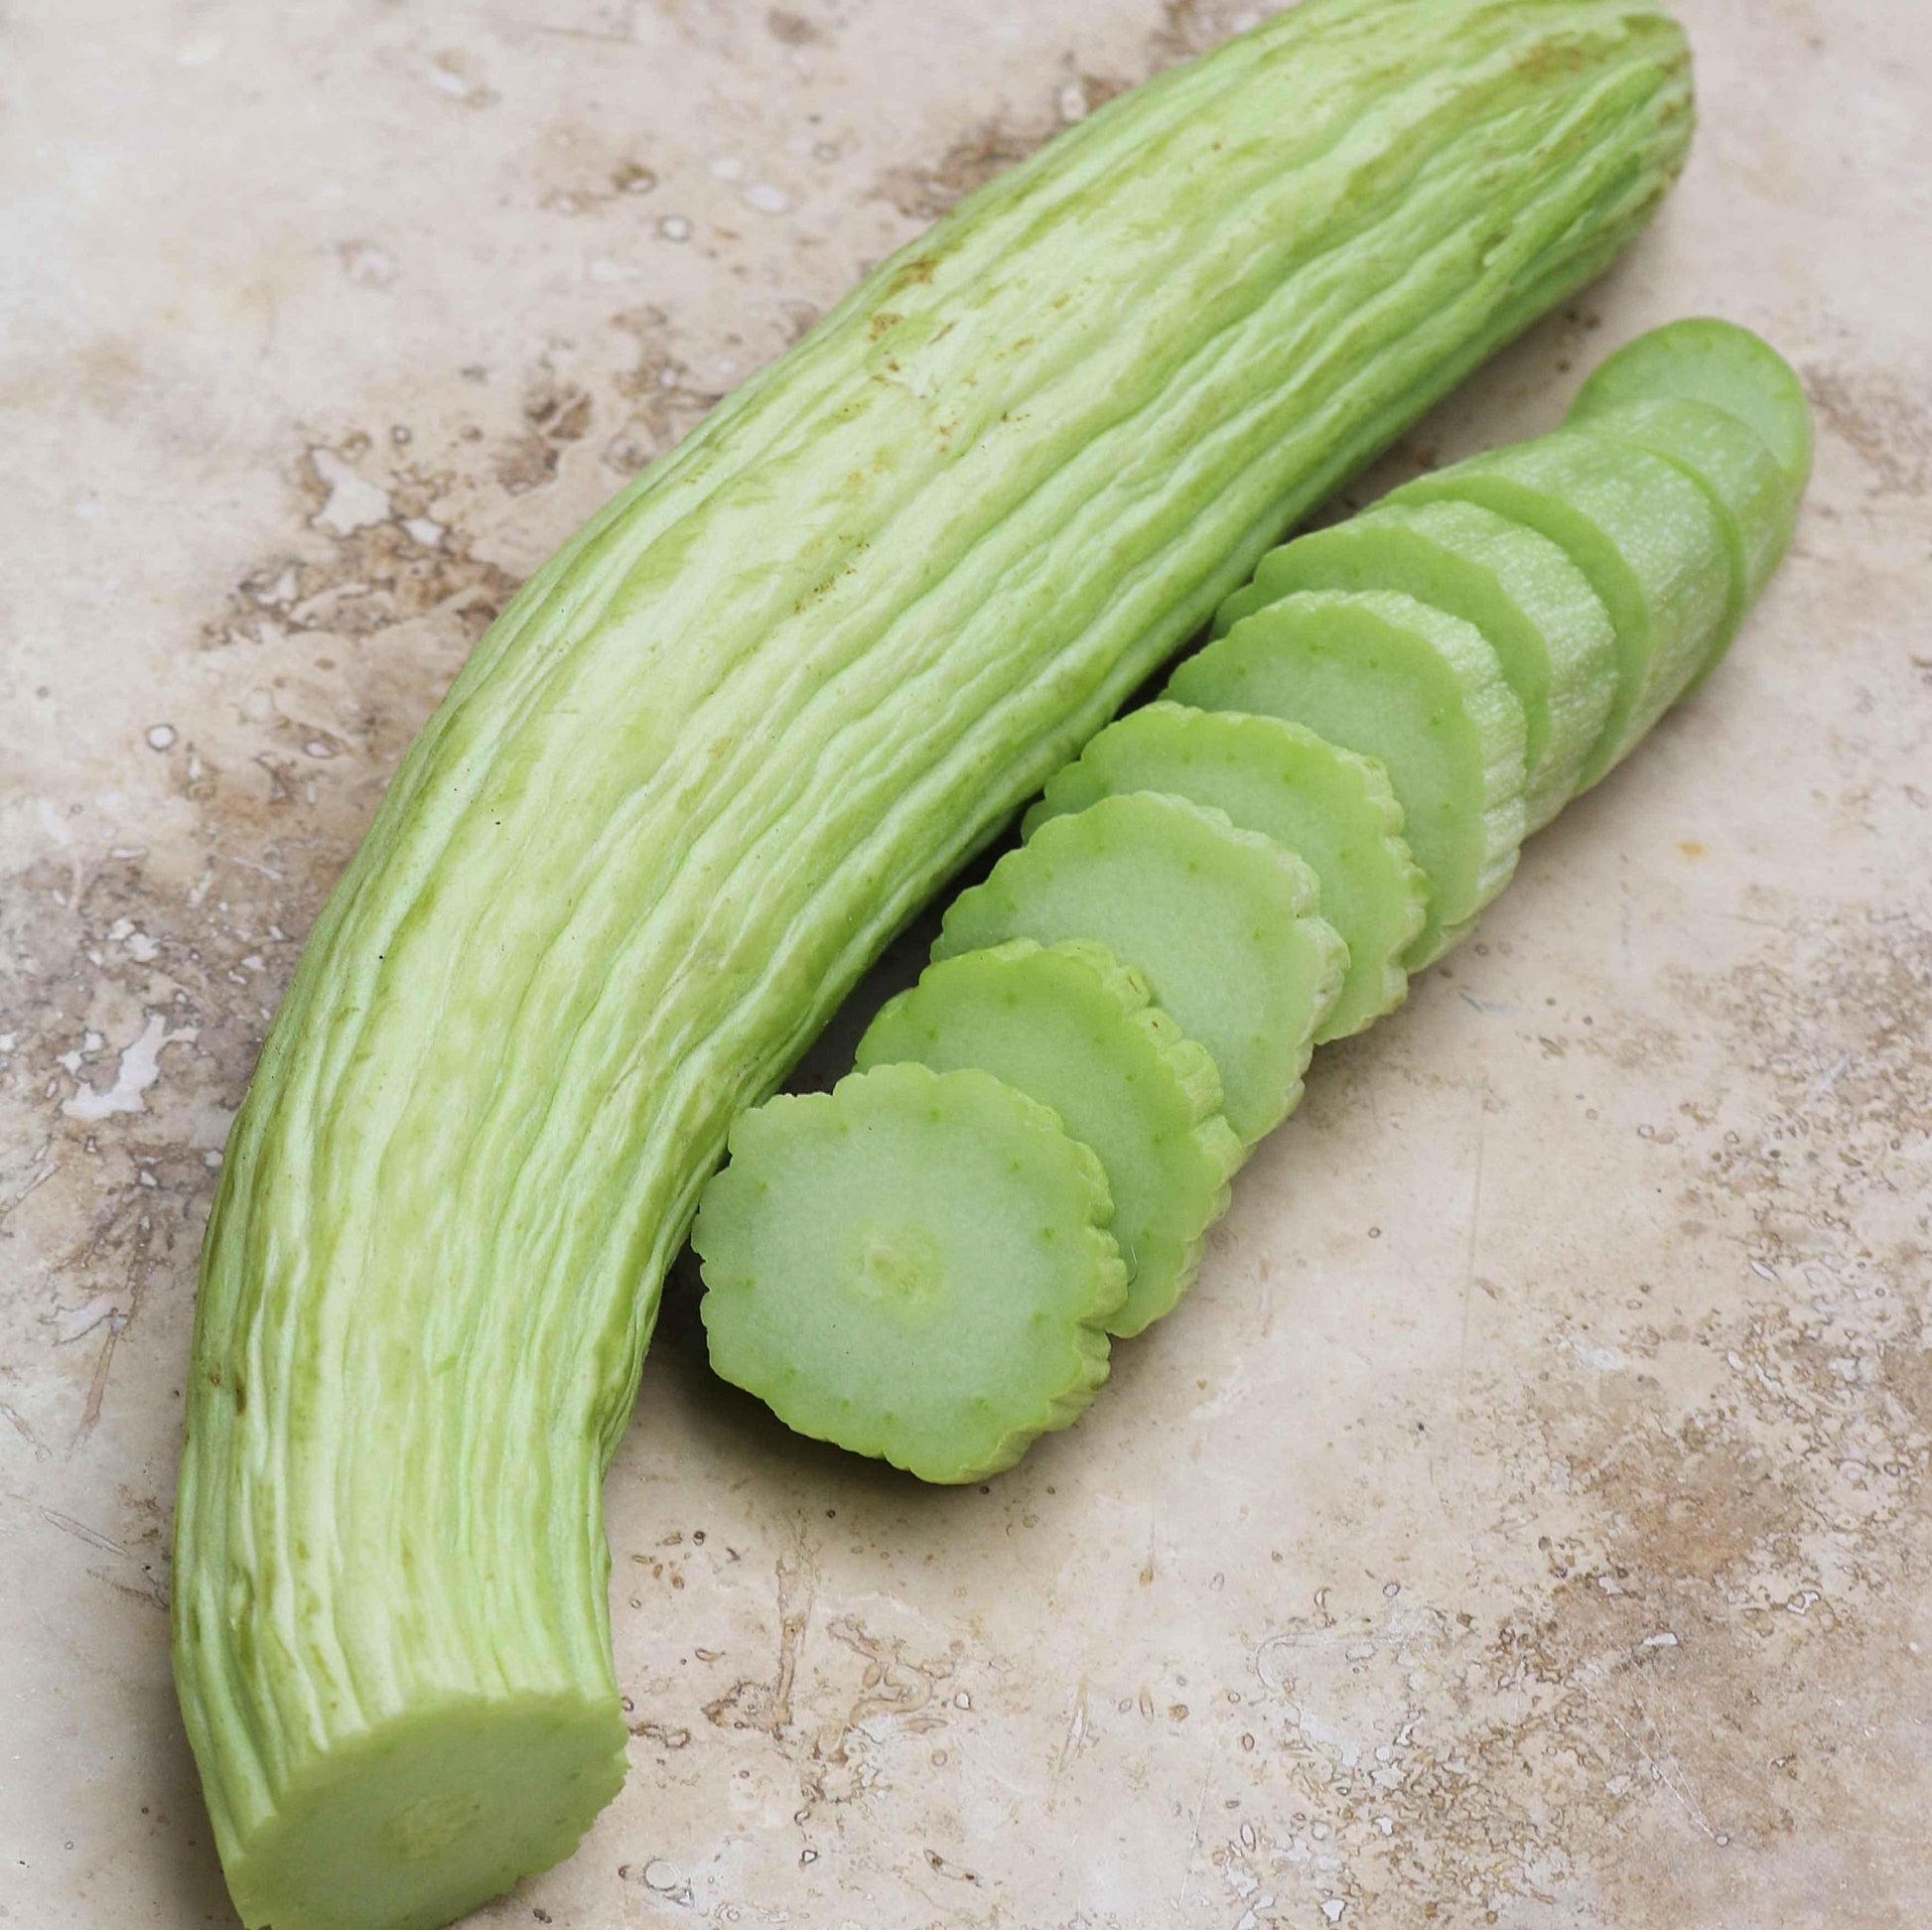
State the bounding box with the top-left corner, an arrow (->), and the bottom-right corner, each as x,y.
172,6 -> 1696,1922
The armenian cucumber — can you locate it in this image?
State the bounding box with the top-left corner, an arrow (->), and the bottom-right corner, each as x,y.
856,940 -> 1242,1337
1212,498 -> 1616,830
1169,589 -> 1528,967
936,793 -> 1347,1145
1387,430 -> 1728,786
172,6 -> 1696,1924
1025,703 -> 1425,1040
694,1063 -> 1127,1482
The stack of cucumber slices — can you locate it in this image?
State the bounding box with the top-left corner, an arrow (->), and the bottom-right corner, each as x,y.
695,319 -> 1813,1484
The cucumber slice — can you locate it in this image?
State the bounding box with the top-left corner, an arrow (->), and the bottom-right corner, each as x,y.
1024,703 -> 1423,1042
1568,315 -> 1814,494
1212,498 -> 1615,831
936,792 -> 1344,1147
1387,431 -> 1729,790
694,1062 -> 1127,1484
1168,590 -> 1525,971
1566,397 -> 1795,687
856,940 -> 1242,1338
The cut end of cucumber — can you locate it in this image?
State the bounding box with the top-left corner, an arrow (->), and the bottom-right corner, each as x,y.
1568,315 -> 1814,495
223,1694 -> 626,1930
695,1063 -> 1126,1483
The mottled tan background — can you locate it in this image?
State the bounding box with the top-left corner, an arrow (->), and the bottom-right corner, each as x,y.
2,2 -> 1928,1925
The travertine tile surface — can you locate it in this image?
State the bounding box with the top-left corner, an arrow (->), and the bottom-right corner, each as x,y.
2,3 -> 1927,1925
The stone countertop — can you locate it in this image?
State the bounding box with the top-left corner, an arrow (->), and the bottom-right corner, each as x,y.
2,3 -> 1927,1925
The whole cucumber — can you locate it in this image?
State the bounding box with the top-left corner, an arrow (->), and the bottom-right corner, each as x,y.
172,6 -> 1696,1927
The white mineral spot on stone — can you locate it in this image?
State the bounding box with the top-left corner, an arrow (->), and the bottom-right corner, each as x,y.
0,1034 -> 16,1056
146,723 -> 179,752
338,240 -> 396,287
641,1861 -> 681,1891
308,448 -> 391,535
1641,1631 -> 1679,1648
403,516 -> 444,546
303,739 -> 337,759
1057,81 -> 1088,123
588,255 -> 637,284
1323,1900 -> 1347,1922
429,62 -> 470,97
710,156 -> 746,181
73,495 -> 102,521
62,1013 -> 197,1122
659,214 -> 693,241
176,34 -> 223,66
745,182 -> 790,214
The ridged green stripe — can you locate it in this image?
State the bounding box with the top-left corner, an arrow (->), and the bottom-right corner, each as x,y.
174,4 -> 1695,1922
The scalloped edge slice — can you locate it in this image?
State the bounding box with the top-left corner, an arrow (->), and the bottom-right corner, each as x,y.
857,938 -> 1242,1337
1387,431 -> 1728,789
1212,498 -> 1615,833
1169,589 -> 1525,970
1025,704 -> 1423,1041
936,792 -> 1344,1146
1567,316 -> 1814,495
695,1062 -> 1126,1485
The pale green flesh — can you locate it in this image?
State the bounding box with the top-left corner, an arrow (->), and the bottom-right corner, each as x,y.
936,793 -> 1346,1145
1025,703 -> 1424,1040
1212,497 -> 1615,832
1568,314 -> 1815,493
694,1063 -> 1126,1483
856,940 -> 1242,1336
1564,398 -> 1796,685
1388,429 -> 1728,787
171,5 -> 1697,1923
1169,590 -> 1526,969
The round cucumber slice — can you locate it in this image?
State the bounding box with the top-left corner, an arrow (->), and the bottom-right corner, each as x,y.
1168,589 -> 1525,971
936,792 -> 1344,1146
694,1062 -> 1127,1484
857,939 -> 1242,1338
1387,431 -> 1729,790
1024,703 -> 1423,1041
1566,396 -> 1795,687
1212,498 -> 1615,831
1568,315 -> 1814,495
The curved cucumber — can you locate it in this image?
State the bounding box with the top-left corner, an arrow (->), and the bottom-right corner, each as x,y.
1565,397 -> 1795,685
936,793 -> 1345,1146
1169,589 -> 1526,968
856,940 -> 1242,1337
1025,703 -> 1424,1040
172,5 -> 1697,1920
1213,497 -> 1615,830
694,1063 -> 1127,1483
1569,315 -> 1814,493
1387,432 -> 1728,788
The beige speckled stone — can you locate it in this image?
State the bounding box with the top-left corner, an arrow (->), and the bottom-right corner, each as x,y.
2,2 -> 1928,1926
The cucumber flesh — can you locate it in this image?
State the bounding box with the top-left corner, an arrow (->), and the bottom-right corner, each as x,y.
936,792 -> 1345,1146
1387,430 -> 1729,789
694,1062 -> 1127,1484
1213,497 -> 1614,831
856,939 -> 1242,1337
1025,703 -> 1423,1041
1169,589 -> 1525,970
1567,315 -> 1814,494
1564,397 -> 1795,687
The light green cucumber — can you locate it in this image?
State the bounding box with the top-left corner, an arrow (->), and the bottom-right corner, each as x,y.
172,4 -> 1697,1922
1024,703 -> 1424,1040
856,939 -> 1242,1337
1569,315 -> 1814,493
937,793 -> 1345,1145
1212,497 -> 1615,830
694,1063 -> 1127,1482
1565,397 -> 1795,684
1169,589 -> 1526,968
1387,430 -> 1728,786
